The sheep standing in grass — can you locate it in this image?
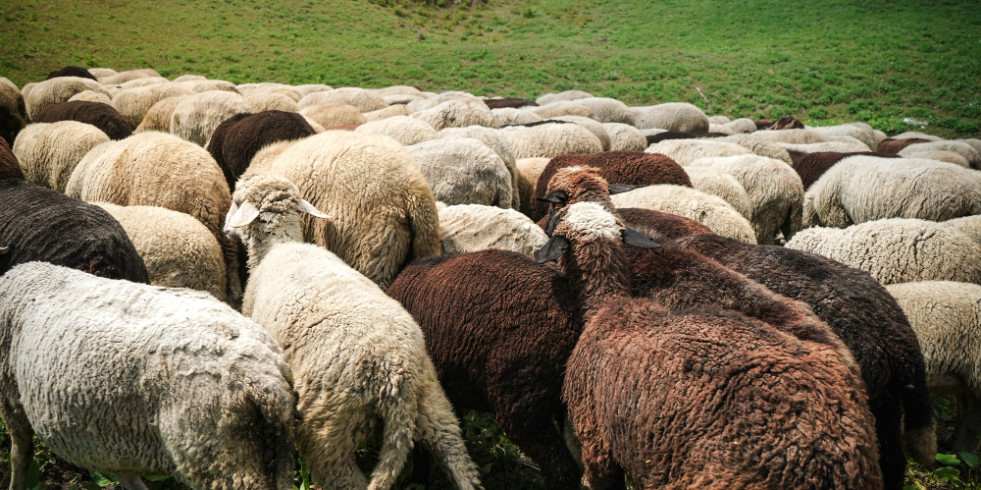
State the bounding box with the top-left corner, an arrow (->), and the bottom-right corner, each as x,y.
248,130 -> 440,289
786,218 -> 981,286
0,261 -> 296,490
0,179 -> 149,282
539,202 -> 881,489
13,121 -> 109,192
228,174 -> 481,490
887,281 -> 981,452
803,156 -> 981,228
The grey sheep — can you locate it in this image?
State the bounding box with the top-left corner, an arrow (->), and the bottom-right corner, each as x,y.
0,261 -> 296,490
436,202 -> 548,255
406,138 -> 514,208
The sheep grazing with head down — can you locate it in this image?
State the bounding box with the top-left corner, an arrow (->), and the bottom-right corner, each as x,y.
387,239 -> 586,490
886,281 -> 981,452
227,174 -> 480,490
0,261 -> 296,490
537,202 -> 881,489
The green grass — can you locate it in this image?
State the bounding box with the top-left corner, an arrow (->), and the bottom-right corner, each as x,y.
1,0 -> 979,137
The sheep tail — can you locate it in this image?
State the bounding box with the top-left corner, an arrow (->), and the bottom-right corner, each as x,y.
406,182 -> 442,261
415,360 -> 482,490
248,379 -> 298,490
367,373 -> 418,490
899,365 -> 937,466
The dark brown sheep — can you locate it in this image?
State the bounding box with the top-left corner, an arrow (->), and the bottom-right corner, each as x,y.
34,100 -> 132,140
483,97 -> 539,109
876,137 -> 934,155
674,232 -> 937,489
0,80 -> 27,146
790,151 -> 896,190
537,165 -> 713,240
767,115 -> 805,129
0,137 -> 24,180
529,151 -> 691,221
206,110 -> 316,192
45,66 -> 97,81
644,130 -> 727,145
539,202 -> 882,489
387,249 -> 584,490
0,179 -> 149,282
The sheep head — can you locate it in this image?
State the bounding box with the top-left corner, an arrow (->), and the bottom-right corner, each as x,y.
226,173 -> 328,271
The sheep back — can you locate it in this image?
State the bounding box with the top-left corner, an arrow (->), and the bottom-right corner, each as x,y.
13,121 -> 110,192
611,184 -> 757,244
438,203 -> 548,255
34,100 -> 132,140
0,179 -> 148,282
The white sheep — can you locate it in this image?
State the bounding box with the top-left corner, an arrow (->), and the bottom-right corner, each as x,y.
13,121 -> 109,192
355,115 -> 438,145
779,140 -> 873,154
96,68 -> 161,85
683,166 -> 754,221
687,154 -> 805,244
535,90 -> 593,105
243,130 -> 441,289
363,104 -> 413,122
411,98 -> 499,130
437,202 -> 548,255
602,122 -> 647,151
244,91 -> 300,113
438,126 -> 520,209
898,140 -> 981,170
227,174 -> 481,490
23,76 -> 110,121
645,138 -> 753,165
502,121 -> 603,159
515,157 -> 551,213
528,100 -> 593,119
807,122 -> 878,150
723,117 -> 757,134
630,102 -> 709,132
573,97 -> 636,124
553,115 -> 612,151
302,87 -> 387,112
886,281 -> 981,451
803,155 -> 981,228
170,90 -> 251,146
718,133 -> 794,165
786,218 -> 981,285
94,202 -> 228,302
0,261 -> 296,490
610,184 -> 758,243
491,107 -> 542,126
742,128 -> 826,145
406,138 -> 513,208
299,102 -> 367,129
67,89 -> 114,106
134,95 -> 190,133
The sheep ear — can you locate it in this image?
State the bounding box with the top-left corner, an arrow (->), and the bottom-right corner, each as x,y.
534,235 -> 570,263
608,183 -> 638,195
227,201 -> 261,228
622,228 -> 661,249
536,189 -> 568,204
299,199 -> 330,220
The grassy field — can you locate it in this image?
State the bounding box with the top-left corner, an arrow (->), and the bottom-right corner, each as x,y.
2,0 -> 981,488
1,0 -> 980,138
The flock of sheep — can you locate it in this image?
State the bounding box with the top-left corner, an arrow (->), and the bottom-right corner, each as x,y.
1,64 -> 980,489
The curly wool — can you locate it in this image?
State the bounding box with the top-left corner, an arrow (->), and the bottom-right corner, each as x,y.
502,121 -> 603,159
611,184 -> 758,244
0,262 -> 296,490
0,179 -> 148,282
406,138 -> 514,208
786,218 -> 981,286
887,281 -> 981,452
684,166 -> 754,220
803,156 -> 981,228
34,100 -> 132,140
13,121 -> 109,192
251,130 -> 440,289
23,76 -> 110,122
437,203 -> 547,255
439,126 -> 520,209
170,90 -> 251,146
630,102 -> 709,132
356,115 -> 439,146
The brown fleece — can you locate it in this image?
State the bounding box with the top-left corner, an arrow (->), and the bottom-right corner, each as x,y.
0,137 -> 24,180
34,100 -> 132,140
876,137 -> 933,155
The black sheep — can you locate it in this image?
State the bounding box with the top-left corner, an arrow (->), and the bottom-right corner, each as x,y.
0,179 -> 149,283
387,250 -> 584,490
644,130 -> 728,145
482,97 -> 539,109
34,100 -> 133,140
206,110 -> 315,192
45,66 -> 97,81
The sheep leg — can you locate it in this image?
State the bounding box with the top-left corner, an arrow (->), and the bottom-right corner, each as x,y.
580,437 -> 626,490
414,374 -> 480,490
870,395 -> 906,490
952,392 -> 981,452
491,406 -> 582,490
117,476 -> 150,490
6,420 -> 33,490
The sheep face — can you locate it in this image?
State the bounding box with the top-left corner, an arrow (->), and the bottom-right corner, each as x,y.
226,174 -> 327,270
